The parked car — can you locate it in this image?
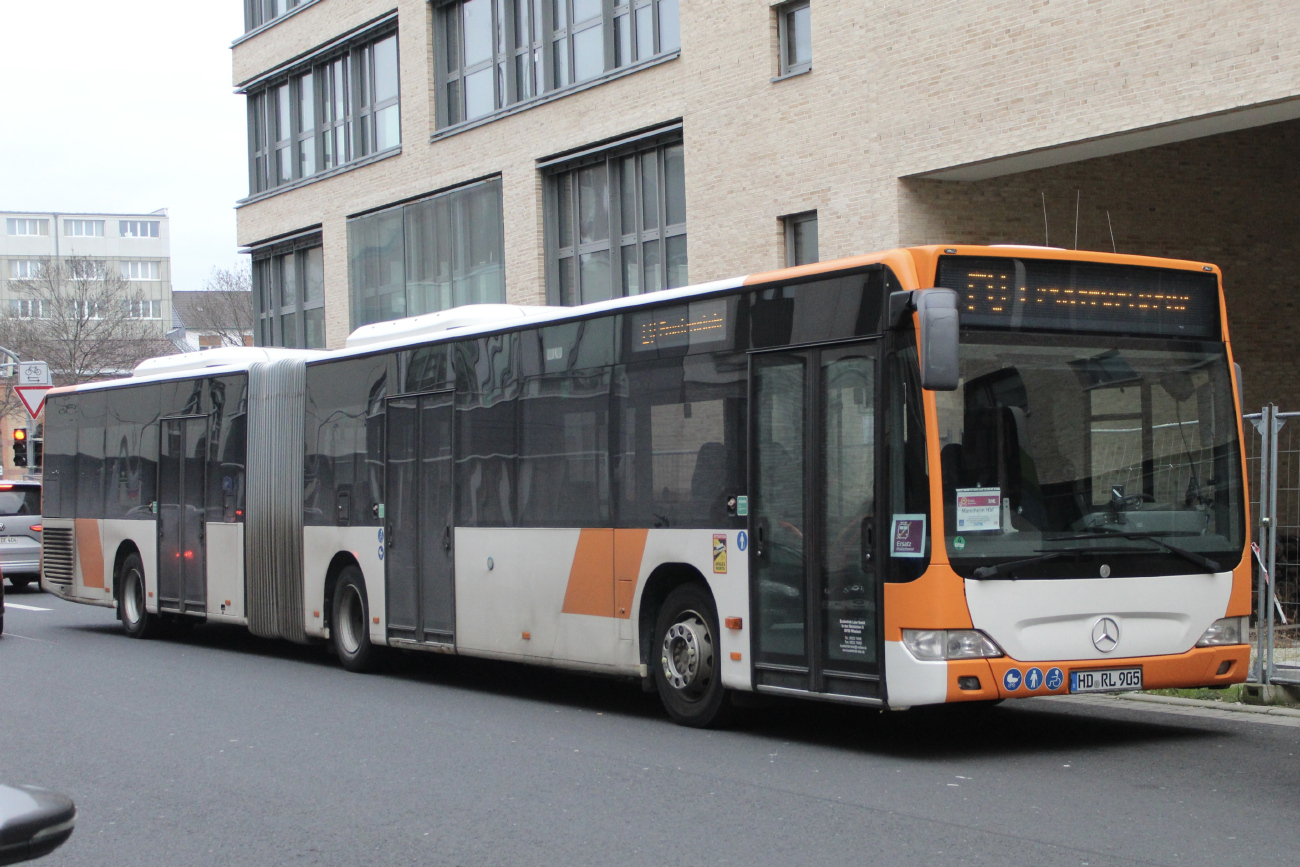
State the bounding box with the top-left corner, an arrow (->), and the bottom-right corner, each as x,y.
0,483 -> 40,592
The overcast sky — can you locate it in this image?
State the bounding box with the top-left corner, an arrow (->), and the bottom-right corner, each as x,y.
0,2 -> 247,292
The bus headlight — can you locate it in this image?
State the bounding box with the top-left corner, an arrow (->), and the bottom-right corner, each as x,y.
1196,616 -> 1249,647
902,629 -> 1005,661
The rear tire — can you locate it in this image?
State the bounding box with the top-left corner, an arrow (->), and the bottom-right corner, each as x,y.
653,584 -> 733,728
332,566 -> 378,672
119,553 -> 155,639
8,576 -> 31,591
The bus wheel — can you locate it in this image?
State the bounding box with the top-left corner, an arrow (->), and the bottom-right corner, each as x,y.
8,576 -> 31,591
332,566 -> 378,673
653,584 -> 732,728
120,553 -> 155,639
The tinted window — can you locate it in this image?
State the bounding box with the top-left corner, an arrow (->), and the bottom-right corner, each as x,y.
0,486 -> 40,516
43,394 -> 78,518
748,270 -> 886,349
76,391 -> 108,518
104,384 -> 161,520
517,369 -> 611,527
304,355 -> 389,527
614,351 -> 746,528
455,334 -> 519,527
207,376 -> 248,523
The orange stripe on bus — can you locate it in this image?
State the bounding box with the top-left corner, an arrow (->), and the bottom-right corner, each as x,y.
562,529 -> 614,617
614,528 -> 649,620
75,519 -> 105,589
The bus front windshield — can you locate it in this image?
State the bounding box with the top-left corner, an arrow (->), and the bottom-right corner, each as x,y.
935,332 -> 1245,578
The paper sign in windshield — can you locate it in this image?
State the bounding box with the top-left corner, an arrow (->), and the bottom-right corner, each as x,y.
955,487 -> 1001,532
891,514 -> 926,558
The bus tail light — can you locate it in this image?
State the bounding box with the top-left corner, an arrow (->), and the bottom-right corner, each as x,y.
902,629 -> 1004,661
1196,616 -> 1249,647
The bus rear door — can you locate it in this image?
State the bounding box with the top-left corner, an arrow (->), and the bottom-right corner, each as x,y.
157,416 -> 208,615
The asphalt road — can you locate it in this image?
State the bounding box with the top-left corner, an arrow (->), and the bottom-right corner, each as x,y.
2,585 -> 1298,867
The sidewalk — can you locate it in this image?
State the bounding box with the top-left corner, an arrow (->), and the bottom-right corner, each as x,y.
1045,691 -> 1300,727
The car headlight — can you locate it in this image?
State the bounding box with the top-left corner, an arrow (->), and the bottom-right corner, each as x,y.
1196,616 -> 1249,647
902,629 -> 1005,661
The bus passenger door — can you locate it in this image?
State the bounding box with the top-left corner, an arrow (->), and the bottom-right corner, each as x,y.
384,391 -> 455,646
157,416 -> 208,615
750,341 -> 881,700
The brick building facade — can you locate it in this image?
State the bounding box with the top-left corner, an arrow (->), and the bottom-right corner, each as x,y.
233,0 -> 1300,407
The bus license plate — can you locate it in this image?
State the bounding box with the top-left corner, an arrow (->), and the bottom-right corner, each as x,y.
1070,668 -> 1142,693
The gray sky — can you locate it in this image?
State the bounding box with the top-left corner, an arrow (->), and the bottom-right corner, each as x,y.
0,1 -> 247,292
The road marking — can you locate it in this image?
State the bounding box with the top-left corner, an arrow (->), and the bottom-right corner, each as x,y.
4,602 -> 51,611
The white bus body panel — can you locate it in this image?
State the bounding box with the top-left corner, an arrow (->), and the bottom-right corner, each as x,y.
101,519 -> 156,611
883,640 -> 947,710
301,525 -> 387,641
205,522 -> 246,624
965,571 -> 1233,662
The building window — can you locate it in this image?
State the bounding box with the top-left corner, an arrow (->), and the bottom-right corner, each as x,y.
546,132 -> 686,305
64,220 -> 104,237
349,177 -> 506,329
437,0 -> 679,128
122,260 -> 161,281
123,300 -> 163,319
244,0 -> 305,32
783,211 -> 818,266
8,260 -> 42,280
68,260 -> 107,280
777,1 -> 811,77
10,300 -> 46,319
120,220 -> 160,238
252,240 -> 326,349
5,218 -> 48,236
246,30 -> 400,196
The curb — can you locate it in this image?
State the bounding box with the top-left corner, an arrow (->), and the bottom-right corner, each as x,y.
1093,691 -> 1300,718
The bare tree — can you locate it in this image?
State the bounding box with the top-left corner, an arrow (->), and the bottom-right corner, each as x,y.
174,266 -> 255,349
0,256 -> 172,390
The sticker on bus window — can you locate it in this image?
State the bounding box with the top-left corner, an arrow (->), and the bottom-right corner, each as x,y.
955,487 -> 1001,532
713,534 -> 727,573
891,515 -> 926,558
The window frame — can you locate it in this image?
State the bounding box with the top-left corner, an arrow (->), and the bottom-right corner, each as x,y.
122,260 -> 162,281
783,210 -> 818,267
6,218 -> 49,237
119,220 -> 160,238
7,260 -> 42,280
64,219 -> 105,237
776,0 -> 811,78
434,0 -> 679,130
245,26 -> 400,196
544,127 -> 687,306
251,234 -> 326,349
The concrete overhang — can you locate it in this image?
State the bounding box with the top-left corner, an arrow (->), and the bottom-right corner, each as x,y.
910,97 -> 1300,182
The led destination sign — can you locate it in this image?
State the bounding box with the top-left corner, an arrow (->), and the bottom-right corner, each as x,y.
935,256 -> 1220,339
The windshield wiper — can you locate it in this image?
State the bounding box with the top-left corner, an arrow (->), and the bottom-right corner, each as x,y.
971,552 -> 1065,580
1057,528 -> 1220,573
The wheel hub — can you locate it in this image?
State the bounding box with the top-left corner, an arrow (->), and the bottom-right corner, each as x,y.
661,614 -> 714,694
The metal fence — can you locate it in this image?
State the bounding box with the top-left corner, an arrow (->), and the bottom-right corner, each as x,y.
1245,407 -> 1300,684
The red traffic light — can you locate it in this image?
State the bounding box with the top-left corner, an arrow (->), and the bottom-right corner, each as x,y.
13,429 -> 25,441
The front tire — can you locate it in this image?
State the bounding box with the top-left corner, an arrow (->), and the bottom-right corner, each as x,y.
119,553 -> 155,639
332,566 -> 378,672
653,584 -> 733,728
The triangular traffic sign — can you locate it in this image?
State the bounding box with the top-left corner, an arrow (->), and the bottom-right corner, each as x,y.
14,385 -> 51,418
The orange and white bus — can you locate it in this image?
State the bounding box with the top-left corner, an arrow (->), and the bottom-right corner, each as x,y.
40,245 -> 1252,726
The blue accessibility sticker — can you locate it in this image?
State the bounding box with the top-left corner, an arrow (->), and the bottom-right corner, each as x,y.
378,528 -> 384,543
1025,667 -> 1044,691
737,530 -> 748,552
1045,667 -> 1064,690
377,545 -> 384,561
1003,668 -> 1023,691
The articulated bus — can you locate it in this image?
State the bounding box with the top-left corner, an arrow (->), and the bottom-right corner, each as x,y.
41,245 -> 1252,726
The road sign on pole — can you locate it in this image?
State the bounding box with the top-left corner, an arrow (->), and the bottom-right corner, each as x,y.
15,386 -> 50,419
14,361 -> 51,420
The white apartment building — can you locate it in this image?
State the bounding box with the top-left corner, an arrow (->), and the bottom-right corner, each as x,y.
0,209 -> 173,331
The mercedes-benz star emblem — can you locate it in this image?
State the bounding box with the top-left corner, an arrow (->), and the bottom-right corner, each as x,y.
1092,617 -> 1120,653
0,522 -> 5,532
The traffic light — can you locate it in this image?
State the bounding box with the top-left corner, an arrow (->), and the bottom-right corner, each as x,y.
12,428 -> 27,468
32,438 -> 42,469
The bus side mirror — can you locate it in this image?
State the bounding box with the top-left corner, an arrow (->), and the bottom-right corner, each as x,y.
917,289 -> 960,391
0,784 -> 76,864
